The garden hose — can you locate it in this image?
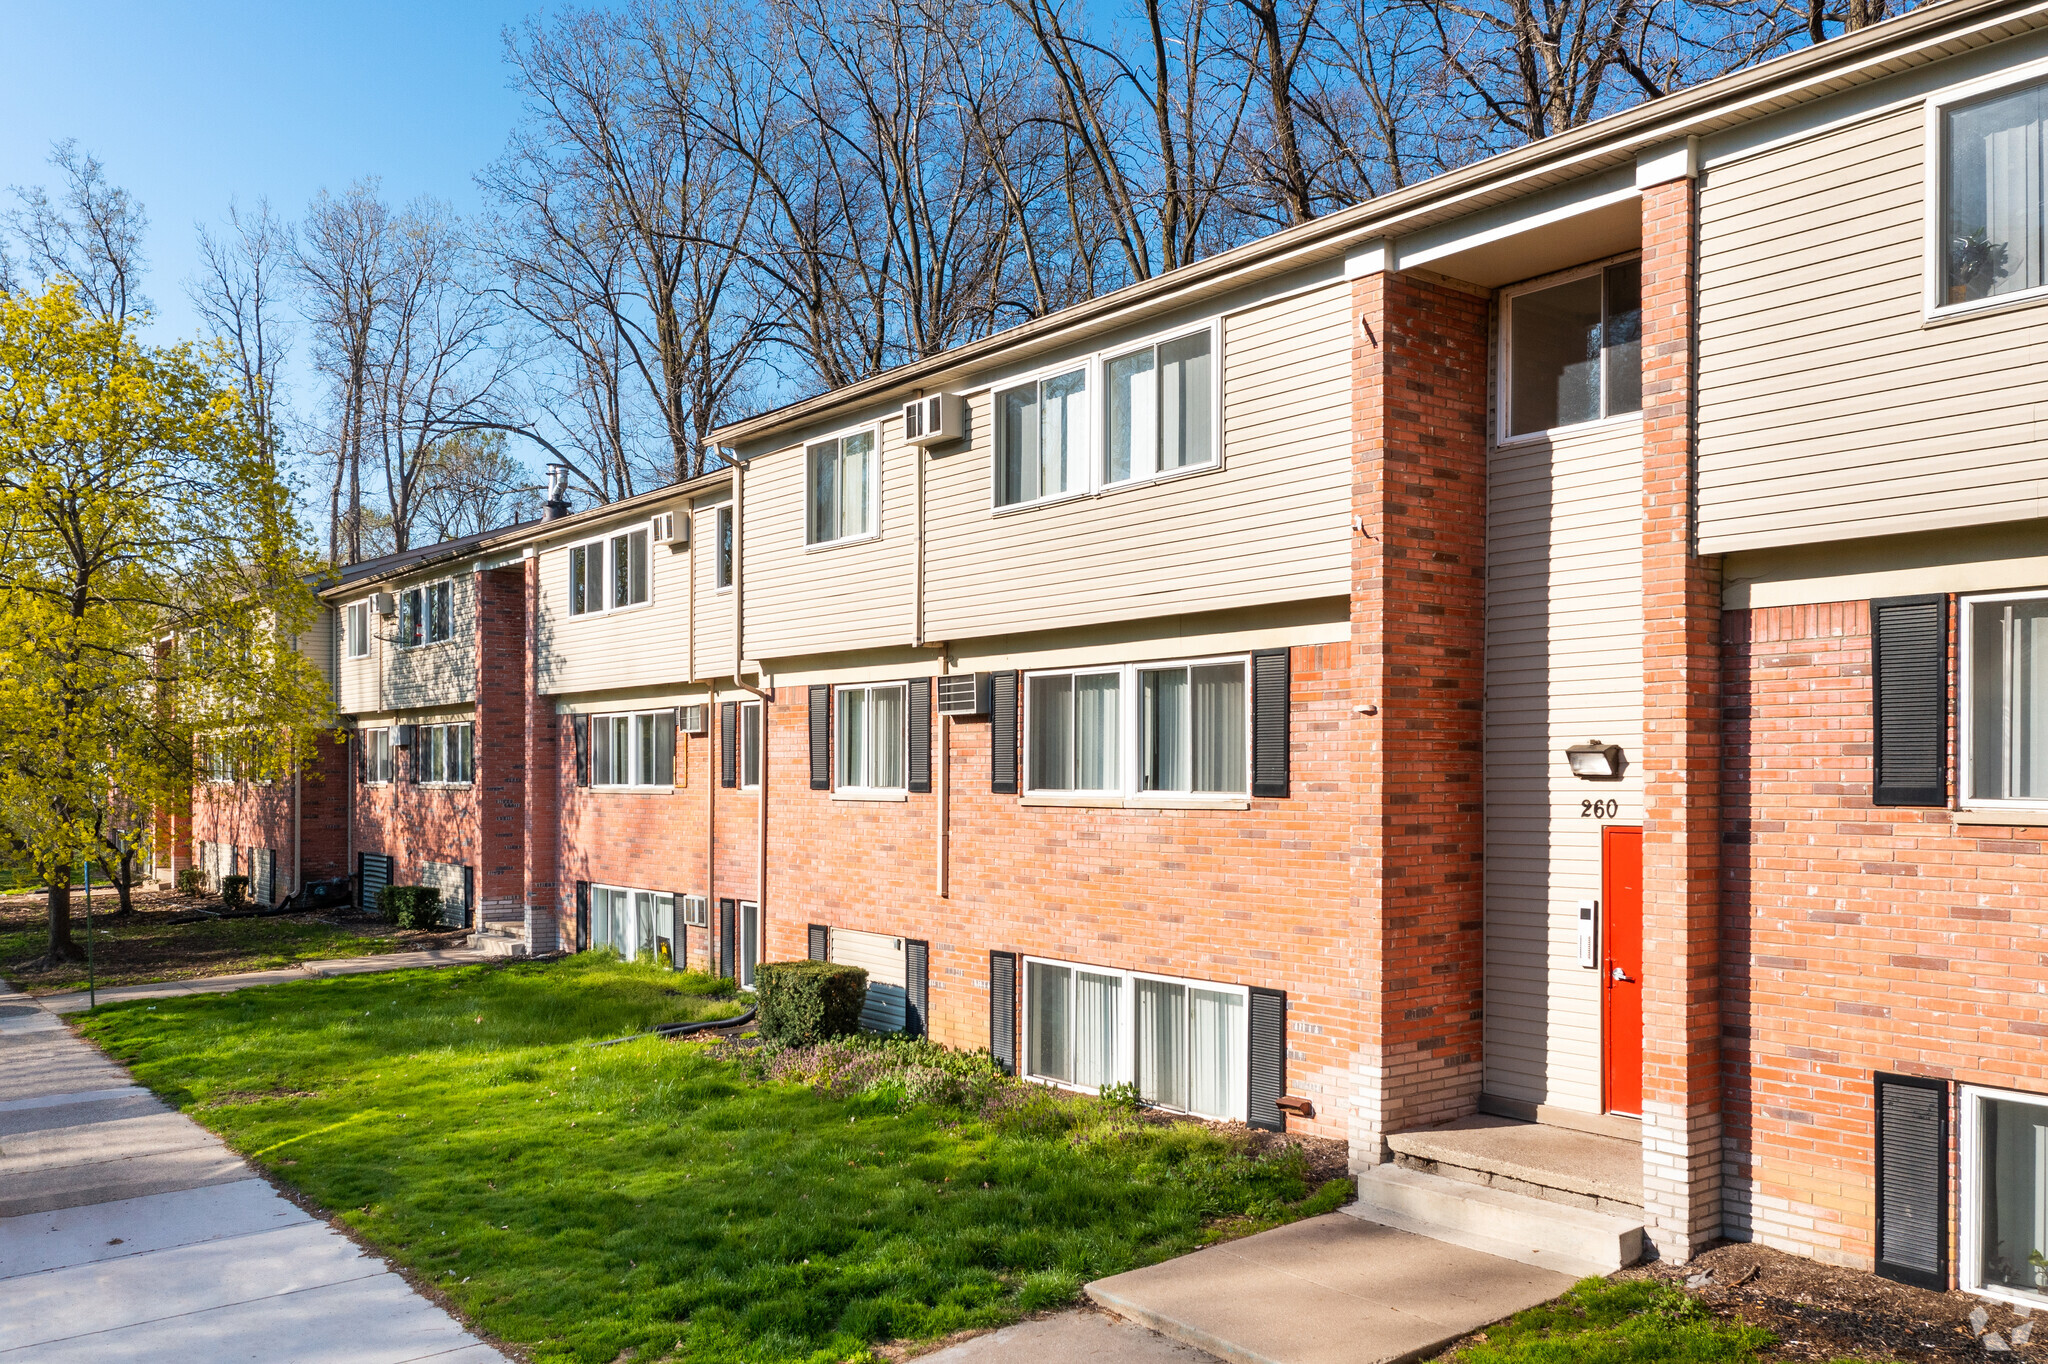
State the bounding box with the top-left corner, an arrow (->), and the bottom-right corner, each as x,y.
588,1006 -> 755,1048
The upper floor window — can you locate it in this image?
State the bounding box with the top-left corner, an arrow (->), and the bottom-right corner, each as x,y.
398,581 -> 453,647
365,728 -> 396,785
418,722 -> 475,785
591,709 -> 676,787
1026,656 -> 1251,798
568,524 -> 652,617
996,367 -> 1088,507
345,602 -> 370,659
808,430 -> 876,545
1105,328 -> 1213,485
836,682 -> 905,792
714,505 -> 734,589
1943,79 -> 2048,307
1963,591 -> 2048,805
1503,260 -> 1642,439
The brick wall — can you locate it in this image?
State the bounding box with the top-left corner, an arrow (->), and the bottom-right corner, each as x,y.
353,761 -> 480,908
190,779 -> 291,884
1347,267 -> 1491,1159
476,567 -> 528,921
1723,600 -> 2048,1271
523,555 -> 561,942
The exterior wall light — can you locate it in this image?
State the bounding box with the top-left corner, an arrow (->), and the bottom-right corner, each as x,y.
1564,741 -> 1624,779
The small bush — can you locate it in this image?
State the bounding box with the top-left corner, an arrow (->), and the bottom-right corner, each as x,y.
176,867 -> 203,896
754,959 -> 868,1046
220,875 -> 251,910
380,884 -> 443,929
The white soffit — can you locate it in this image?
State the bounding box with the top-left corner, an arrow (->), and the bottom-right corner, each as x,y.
1395,169 -> 1640,287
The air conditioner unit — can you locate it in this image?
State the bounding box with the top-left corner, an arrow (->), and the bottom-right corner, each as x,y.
937,672 -> 994,717
394,723 -> 418,749
681,894 -> 709,929
678,704 -> 708,736
653,511 -> 688,547
371,591 -> 396,616
902,393 -> 964,447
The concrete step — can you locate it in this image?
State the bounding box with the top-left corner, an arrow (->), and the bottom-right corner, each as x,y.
1386,1116 -> 1642,1217
468,928 -> 528,958
1343,1164 -> 1643,1280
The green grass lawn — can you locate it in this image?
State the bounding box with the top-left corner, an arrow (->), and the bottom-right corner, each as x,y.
1440,1279 -> 1823,1364
78,955 -> 1348,1364
0,892 -> 455,994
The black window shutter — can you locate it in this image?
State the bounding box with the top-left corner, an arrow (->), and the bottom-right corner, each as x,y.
720,701 -> 738,788
1248,986 -> 1287,1131
718,897 -> 737,978
908,678 -> 932,793
1251,649 -> 1291,798
571,714 -> 590,787
575,880 -> 590,952
988,950 -> 1018,1073
354,733 -> 366,782
808,685 -> 831,791
905,938 -> 929,1038
462,865 -> 475,928
1872,596 -> 1948,807
807,923 -> 828,960
1875,1071 -> 1949,1290
990,670 -> 1019,795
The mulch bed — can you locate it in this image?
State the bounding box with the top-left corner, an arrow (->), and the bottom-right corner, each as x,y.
1618,1241 -> 2047,1361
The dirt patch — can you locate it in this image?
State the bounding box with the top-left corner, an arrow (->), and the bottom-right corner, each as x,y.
1616,1242 -> 2047,1361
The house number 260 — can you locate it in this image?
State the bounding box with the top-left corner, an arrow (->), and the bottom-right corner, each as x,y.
1580,799 -> 1620,819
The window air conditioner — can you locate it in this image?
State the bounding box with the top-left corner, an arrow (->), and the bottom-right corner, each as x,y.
902,393 -> 964,447
678,704 -> 708,736
681,894 -> 709,929
654,511 -> 687,546
936,672 -> 994,717
371,592 -> 396,616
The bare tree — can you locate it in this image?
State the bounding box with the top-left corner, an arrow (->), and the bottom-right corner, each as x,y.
191,200 -> 294,471
5,141 -> 150,324
412,431 -> 542,541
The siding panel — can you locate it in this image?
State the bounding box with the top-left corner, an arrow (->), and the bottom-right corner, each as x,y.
536,502 -> 700,696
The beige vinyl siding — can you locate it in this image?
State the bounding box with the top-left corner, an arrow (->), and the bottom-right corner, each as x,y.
693,494 -> 735,681
299,607 -> 338,699
920,279 -> 1353,642
1484,415 -> 1644,1115
1696,104 -> 2048,552
535,508 -> 695,696
337,597 -> 382,715
744,424 -> 916,659
387,571 -> 478,709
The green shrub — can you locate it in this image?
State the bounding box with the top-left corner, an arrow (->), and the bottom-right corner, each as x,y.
220,875 -> 250,910
380,884 -> 443,929
176,867 -> 203,896
754,959 -> 868,1045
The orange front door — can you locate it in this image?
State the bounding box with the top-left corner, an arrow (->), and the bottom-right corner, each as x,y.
1601,826 -> 1644,1117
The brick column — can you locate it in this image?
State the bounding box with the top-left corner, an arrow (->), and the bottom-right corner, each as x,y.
1349,265 -> 1491,1162
1639,167 -> 1724,1258
522,555 -> 562,944
476,567 -> 528,925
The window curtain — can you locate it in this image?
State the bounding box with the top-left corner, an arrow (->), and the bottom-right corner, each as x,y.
1138,979 -> 1188,1111
999,387 -> 1037,504
872,686 -> 904,788
1158,331 -> 1211,470
1970,599 -> 2048,801
1106,348 -> 1155,483
1143,669 -> 1189,791
1071,969 -> 1122,1089
1193,663 -> 1247,793
1075,674 -> 1119,790
1949,86 -> 2045,303
1188,988 -> 1244,1121
1027,961 -> 1071,1082
840,433 -> 873,540
1039,370 -> 1086,498
1028,675 -> 1073,789
1982,1096 -> 2048,1297
840,688 -> 869,787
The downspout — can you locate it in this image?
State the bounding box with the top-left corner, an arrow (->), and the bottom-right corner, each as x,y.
936,646 -> 949,899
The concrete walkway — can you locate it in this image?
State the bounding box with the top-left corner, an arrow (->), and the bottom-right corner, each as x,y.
918,1310 -> 1222,1361
36,947 -> 492,1016
0,985 -> 506,1362
1086,1211 -> 1578,1364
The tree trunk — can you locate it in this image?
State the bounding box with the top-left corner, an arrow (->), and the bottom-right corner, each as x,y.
98,851 -> 135,914
45,874 -> 83,962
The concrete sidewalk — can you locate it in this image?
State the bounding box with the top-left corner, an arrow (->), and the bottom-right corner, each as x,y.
0,985 -> 506,1362
36,947 -> 492,1015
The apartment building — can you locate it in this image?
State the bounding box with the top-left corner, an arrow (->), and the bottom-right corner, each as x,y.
194,0 -> 2048,1303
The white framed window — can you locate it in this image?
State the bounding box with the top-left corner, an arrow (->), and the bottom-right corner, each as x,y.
345,602 -> 370,659
995,365 -> 1089,508
396,580 -> 453,647
1500,259 -> 1643,440
714,506 -> 734,590
1962,591 -> 2048,807
1024,656 -> 1251,798
567,523 -> 653,617
807,428 -> 877,545
739,701 -> 763,789
417,722 -> 475,785
1930,67 -> 2048,315
1022,956 -> 1248,1122
589,884 -> 677,964
365,728 -> 396,785
1961,1083 -> 2048,1308
836,682 -> 906,792
590,709 -> 677,788
1103,325 -> 1215,486
397,586 -> 424,648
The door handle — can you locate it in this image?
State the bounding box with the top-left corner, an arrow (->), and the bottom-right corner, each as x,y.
1611,965 -> 1635,983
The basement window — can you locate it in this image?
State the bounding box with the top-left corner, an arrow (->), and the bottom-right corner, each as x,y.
1502,259 -> 1642,439
1962,1084 -> 2048,1307
1022,956 -> 1248,1122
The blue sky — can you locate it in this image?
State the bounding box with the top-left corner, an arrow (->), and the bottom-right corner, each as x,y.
0,0 -> 546,350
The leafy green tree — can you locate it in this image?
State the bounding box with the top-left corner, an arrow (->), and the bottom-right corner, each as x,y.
0,283 -> 331,962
